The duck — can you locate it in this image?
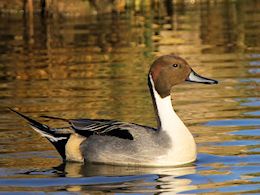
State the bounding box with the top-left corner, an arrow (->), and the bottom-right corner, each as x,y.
10,55 -> 218,167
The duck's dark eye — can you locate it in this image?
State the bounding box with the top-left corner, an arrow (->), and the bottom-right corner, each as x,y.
172,64 -> 179,68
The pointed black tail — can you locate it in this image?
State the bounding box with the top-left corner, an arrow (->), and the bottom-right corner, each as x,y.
9,108 -> 70,160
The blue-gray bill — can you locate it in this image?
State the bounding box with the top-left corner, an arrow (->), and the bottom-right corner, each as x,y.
185,69 -> 218,84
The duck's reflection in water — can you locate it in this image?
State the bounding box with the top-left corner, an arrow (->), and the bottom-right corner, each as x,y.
53,162 -> 198,194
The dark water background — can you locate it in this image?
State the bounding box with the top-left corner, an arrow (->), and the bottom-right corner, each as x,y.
0,0 -> 259,194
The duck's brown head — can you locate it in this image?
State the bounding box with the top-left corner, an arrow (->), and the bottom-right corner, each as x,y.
149,55 -> 218,98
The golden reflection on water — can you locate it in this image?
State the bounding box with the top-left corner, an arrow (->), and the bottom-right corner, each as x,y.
0,0 -> 259,194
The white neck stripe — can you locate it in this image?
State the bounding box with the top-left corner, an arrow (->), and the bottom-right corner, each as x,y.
148,74 -> 187,132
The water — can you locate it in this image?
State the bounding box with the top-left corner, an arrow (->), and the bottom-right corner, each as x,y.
0,0 -> 259,194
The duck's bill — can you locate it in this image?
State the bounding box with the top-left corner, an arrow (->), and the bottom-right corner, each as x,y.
186,69 -> 218,84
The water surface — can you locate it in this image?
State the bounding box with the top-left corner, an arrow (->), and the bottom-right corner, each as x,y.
0,1 -> 259,194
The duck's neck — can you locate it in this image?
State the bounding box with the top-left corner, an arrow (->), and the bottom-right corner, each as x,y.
148,74 -> 188,134
148,74 -> 196,163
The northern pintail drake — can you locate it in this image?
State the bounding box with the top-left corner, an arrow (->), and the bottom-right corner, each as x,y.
10,55 -> 218,167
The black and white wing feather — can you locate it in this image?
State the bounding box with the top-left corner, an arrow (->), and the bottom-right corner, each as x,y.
69,119 -> 139,140
40,115 -> 156,140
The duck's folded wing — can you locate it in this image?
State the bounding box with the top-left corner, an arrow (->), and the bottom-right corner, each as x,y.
69,119 -> 136,140
41,115 -> 156,140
